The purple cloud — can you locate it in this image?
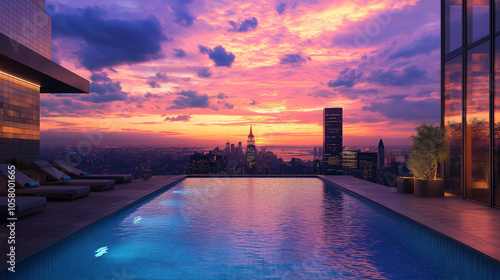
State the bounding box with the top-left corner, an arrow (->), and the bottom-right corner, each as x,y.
171,0 -> 195,27
173,48 -> 187,57
327,67 -> 363,88
199,45 -> 235,67
362,97 -> 440,122
228,17 -> 258,32
197,67 -> 213,78
167,90 -> 210,109
52,7 -> 167,71
164,114 -> 192,122
276,3 -> 287,15
84,72 -> 128,103
368,66 -> 427,87
279,52 -> 311,67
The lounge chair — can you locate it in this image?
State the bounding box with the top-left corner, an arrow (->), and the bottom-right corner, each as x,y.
0,164 -> 90,201
52,160 -> 132,184
33,161 -> 115,192
0,196 -> 46,218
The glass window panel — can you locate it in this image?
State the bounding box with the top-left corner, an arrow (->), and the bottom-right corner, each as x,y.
467,0 -> 490,44
496,0 -> 500,32
495,36 -> 500,206
444,55 -> 463,196
466,40 -> 490,204
445,0 -> 463,53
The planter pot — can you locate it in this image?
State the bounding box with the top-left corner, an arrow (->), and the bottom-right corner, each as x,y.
140,169 -> 152,180
397,177 -> 414,193
414,179 -> 444,197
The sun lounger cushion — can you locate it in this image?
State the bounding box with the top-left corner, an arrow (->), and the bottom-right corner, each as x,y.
52,160 -> 88,176
38,185 -> 90,195
0,196 -> 46,212
0,164 -> 39,188
24,181 -> 39,188
34,161 -> 72,181
52,160 -> 131,183
68,179 -> 115,187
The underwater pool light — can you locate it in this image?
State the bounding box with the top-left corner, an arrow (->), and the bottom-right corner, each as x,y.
94,246 -> 109,257
133,216 -> 142,224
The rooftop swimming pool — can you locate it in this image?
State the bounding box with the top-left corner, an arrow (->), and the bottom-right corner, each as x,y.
2,177 -> 497,279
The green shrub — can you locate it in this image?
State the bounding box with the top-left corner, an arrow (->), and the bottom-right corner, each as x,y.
407,123 -> 449,180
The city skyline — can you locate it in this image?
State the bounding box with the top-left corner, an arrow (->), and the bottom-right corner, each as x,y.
40,0 -> 440,147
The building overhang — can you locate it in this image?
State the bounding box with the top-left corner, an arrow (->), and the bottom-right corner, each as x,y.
0,32 -> 89,93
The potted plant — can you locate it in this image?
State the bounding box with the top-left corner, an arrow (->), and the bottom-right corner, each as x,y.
406,123 -> 449,197
397,176 -> 414,193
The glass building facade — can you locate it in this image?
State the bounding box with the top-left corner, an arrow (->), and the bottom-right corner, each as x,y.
323,108 -> 343,175
0,73 -> 40,162
0,0 -> 52,59
442,0 -> 499,206
0,0 -> 88,163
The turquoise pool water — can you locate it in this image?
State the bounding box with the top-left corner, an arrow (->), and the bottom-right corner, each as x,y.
4,178 -> 447,279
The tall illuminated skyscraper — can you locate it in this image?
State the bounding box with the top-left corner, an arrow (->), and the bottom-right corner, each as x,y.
0,0 -> 88,163
246,125 -> 256,174
323,108 -> 342,175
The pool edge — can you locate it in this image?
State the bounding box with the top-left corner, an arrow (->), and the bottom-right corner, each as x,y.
319,175 -> 500,266
0,175 -> 186,273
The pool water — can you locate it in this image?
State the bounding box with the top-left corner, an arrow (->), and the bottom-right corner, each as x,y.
5,178 -> 444,279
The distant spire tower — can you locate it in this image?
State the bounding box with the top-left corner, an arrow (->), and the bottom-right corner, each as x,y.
246,123 -> 256,174
378,139 -> 385,169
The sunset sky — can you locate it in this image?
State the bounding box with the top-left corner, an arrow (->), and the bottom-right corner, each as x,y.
41,0 -> 440,148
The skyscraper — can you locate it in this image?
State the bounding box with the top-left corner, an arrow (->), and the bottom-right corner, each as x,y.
342,150 -> 359,170
0,0 -> 89,163
378,139 -> 385,169
189,151 -> 223,174
387,153 -> 396,168
246,125 -> 256,174
323,108 -> 342,175
358,152 -> 377,183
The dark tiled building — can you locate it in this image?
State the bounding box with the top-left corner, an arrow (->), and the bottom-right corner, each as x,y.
0,0 -> 88,163
442,0 -> 499,206
342,150 -> 359,170
357,152 -> 377,183
189,152 -> 223,174
323,108 -> 342,175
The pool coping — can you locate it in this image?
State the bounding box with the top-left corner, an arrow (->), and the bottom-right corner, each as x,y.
319,175 -> 500,265
0,175 -> 186,273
